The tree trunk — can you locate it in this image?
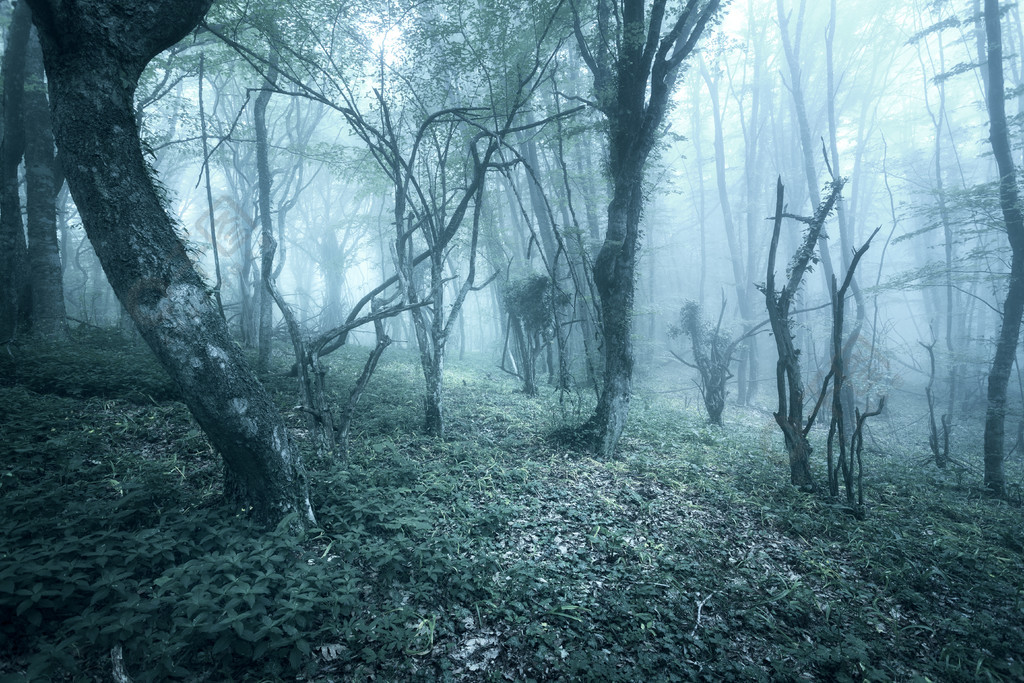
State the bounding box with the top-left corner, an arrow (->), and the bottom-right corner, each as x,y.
197,53 -> 226,321
762,178 -> 844,489
700,57 -> 758,406
984,256 -> 1024,495
27,0 -> 314,528
573,0 -> 721,457
775,411 -> 814,487
741,0 -> 767,405
983,0 -> 1024,496
520,135 -> 571,390
24,28 -> 68,339
591,177 -> 641,456
424,359 -> 445,436
776,0 -> 837,287
825,0 -> 864,428
771,317 -> 814,488
255,58 -> 279,375
511,315 -> 537,396
0,1 -> 32,341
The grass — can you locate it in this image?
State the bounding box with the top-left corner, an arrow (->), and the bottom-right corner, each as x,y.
1,330 -> 1023,681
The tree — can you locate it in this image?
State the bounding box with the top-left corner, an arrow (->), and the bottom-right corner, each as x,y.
504,273 -> 558,396
207,0 -> 569,437
920,339 -> 952,468
24,28 -> 68,339
255,52 -> 280,375
0,1 -> 32,341
366,1 -> 569,436
822,226 -> 883,514
982,0 -> 1024,495
775,0 -> 837,288
760,178 -> 844,488
908,2 -> 966,420
669,299 -> 763,426
698,54 -> 760,407
571,0 -> 722,457
25,0 -> 315,529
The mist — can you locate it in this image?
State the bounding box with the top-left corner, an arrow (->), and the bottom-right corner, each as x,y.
3,0 -> 1023,679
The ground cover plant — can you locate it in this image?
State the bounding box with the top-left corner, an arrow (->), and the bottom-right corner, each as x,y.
1,331 -> 1023,681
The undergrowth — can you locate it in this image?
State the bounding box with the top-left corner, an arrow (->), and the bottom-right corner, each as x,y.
1,330 -> 1023,681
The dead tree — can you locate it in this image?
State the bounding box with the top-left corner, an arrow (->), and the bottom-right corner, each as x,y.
759,177 -> 845,489
920,340 -> 951,469
846,398 -> 885,517
266,273 -> 421,459
821,227 -> 885,515
669,298 -> 767,426
250,62 -> 414,459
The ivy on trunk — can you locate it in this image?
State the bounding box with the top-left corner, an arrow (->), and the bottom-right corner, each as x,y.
571,0 -> 722,457
759,178 -> 844,489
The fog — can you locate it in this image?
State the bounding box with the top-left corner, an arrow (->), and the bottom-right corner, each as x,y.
36,0 -> 1023,465
11,2 -> 1024,677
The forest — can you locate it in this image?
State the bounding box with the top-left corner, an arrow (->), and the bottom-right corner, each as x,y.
2,0 -> 1024,680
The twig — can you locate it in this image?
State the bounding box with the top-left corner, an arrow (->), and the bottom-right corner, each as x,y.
669,348 -> 699,370
690,592 -> 715,637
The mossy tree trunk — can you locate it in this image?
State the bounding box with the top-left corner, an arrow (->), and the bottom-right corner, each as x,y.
761,179 -> 845,489
572,0 -> 722,457
590,174 -> 643,456
26,0 -> 314,529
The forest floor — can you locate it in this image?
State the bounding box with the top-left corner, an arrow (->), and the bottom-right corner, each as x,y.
1,330 -> 1023,682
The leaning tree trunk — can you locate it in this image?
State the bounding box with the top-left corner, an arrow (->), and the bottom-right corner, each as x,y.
26,0 -> 315,528
983,0 -> 1024,496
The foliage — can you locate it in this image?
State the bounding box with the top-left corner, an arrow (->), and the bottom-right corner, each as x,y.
504,274 -> 557,339
503,273 -> 560,395
2,336 -> 1024,680
668,300 -> 735,426
0,327 -> 179,402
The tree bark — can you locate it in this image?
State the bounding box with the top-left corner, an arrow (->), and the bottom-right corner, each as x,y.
0,1 -> 32,341
24,28 -> 68,339
26,0 -> 314,528
591,175 -> 642,455
983,0 -> 1024,496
